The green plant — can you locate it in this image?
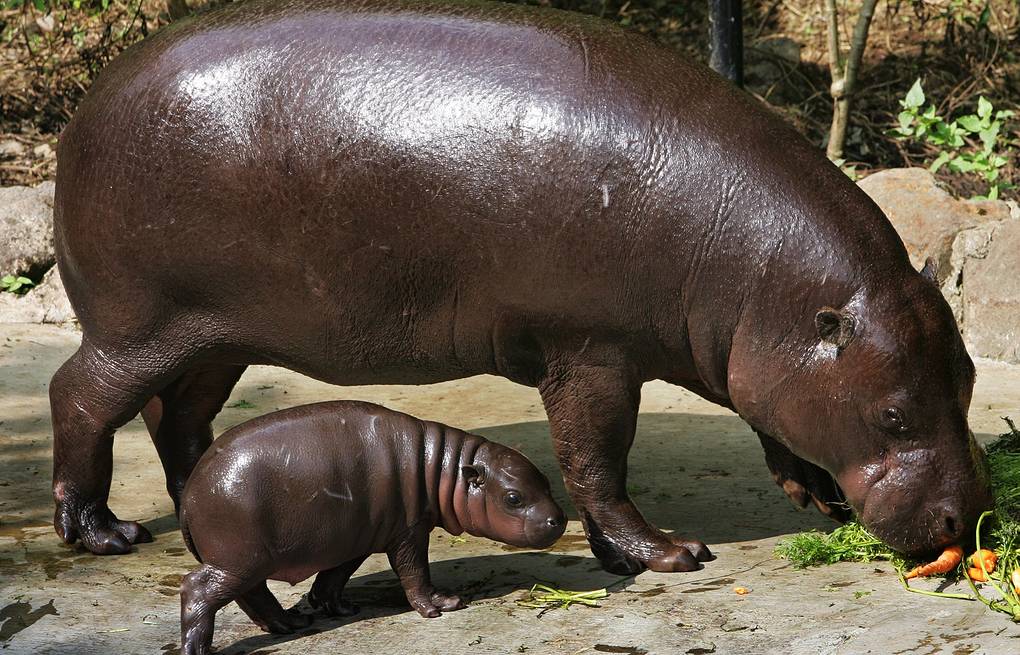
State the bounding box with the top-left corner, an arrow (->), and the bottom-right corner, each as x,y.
892,79 -> 1016,200
774,521 -> 899,568
1,274 -> 34,294
516,584 -> 607,615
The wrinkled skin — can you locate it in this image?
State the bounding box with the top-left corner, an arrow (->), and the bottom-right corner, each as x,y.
51,0 -> 991,573
178,400 -> 565,655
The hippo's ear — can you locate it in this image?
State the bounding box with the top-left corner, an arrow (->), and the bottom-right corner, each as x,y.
462,464 -> 487,487
920,257 -> 938,284
815,307 -> 856,350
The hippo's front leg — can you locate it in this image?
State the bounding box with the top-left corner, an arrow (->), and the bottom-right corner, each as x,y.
538,363 -> 713,575
386,524 -> 466,618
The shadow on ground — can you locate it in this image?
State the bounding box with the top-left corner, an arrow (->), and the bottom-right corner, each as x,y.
2,410 -> 858,549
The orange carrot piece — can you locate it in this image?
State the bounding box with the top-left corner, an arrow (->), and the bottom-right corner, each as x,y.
970,549 -> 997,573
903,545 -> 964,579
967,566 -> 989,582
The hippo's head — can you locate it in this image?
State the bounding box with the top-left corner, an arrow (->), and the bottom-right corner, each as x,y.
737,264 -> 993,555
459,444 -> 566,549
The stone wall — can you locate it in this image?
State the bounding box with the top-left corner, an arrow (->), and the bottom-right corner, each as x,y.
2,171 -> 1019,362
859,169 -> 1020,363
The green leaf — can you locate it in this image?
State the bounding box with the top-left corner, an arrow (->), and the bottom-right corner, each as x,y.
904,79 -> 925,109
957,115 -> 983,133
996,109 -> 1016,119
988,185 -> 998,201
978,3 -> 991,27
950,157 -> 979,173
898,111 -> 915,131
978,96 -> 993,120
929,151 -> 953,174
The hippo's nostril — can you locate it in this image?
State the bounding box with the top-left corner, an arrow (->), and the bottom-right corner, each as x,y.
944,514 -> 959,538
547,517 -> 559,528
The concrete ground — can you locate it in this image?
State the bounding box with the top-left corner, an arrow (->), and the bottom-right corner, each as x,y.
2,325 -> 1019,655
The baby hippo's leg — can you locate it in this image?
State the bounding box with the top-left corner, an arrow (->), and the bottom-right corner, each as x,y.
180,565 -> 251,655
387,526 -> 465,618
308,555 -> 368,617
236,581 -> 314,634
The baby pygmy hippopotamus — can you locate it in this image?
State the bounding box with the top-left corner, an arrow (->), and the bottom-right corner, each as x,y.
178,400 -> 565,655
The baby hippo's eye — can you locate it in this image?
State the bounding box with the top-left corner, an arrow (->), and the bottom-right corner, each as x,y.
504,491 -> 523,508
880,407 -> 908,433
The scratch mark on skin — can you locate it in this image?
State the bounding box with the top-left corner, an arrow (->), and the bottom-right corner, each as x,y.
579,36 -> 591,80
324,485 -> 353,502
601,183 -> 611,208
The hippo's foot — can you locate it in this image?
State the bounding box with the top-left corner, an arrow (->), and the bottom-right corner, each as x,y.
307,589 -> 360,617
757,432 -> 852,523
54,497 -> 152,555
414,590 -> 466,618
235,581 -> 314,635
583,511 -> 713,575
259,609 -> 314,635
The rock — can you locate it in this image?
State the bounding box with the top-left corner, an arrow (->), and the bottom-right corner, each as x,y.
31,143 -> 54,159
746,37 -> 802,89
0,181 -> 56,278
0,139 -> 26,158
753,37 -> 801,64
858,168 -> 1011,282
0,266 -> 76,324
947,217 -> 1020,363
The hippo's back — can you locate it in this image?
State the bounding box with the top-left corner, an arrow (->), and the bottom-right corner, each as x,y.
57,1 -> 694,357
55,0 -> 898,390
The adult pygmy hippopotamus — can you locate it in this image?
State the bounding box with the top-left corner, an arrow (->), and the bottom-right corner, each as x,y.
178,400 -> 564,655
52,0 -> 991,573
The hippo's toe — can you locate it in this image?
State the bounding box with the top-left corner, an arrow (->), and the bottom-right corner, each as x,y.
430,592 -> 465,612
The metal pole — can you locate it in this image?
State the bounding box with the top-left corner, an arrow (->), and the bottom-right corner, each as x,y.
709,0 -> 743,87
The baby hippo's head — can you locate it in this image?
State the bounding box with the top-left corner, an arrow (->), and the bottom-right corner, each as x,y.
460,444 -> 565,549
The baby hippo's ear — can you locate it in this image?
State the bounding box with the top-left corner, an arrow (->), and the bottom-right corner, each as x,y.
462,464 -> 487,487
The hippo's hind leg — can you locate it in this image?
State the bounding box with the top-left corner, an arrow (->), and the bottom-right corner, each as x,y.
308,555 -> 368,617
387,526 -> 465,618
235,581 -> 314,634
141,365 -> 247,512
538,362 -> 714,575
180,564 -> 251,655
51,338 -> 193,554
756,431 -> 852,522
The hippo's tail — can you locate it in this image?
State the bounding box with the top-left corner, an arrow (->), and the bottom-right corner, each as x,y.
178,505 -> 202,563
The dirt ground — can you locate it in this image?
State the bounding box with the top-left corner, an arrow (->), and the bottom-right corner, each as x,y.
2,324 -> 1020,655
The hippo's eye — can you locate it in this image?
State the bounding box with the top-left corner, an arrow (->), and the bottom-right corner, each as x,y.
880,407 -> 908,433
504,491 -> 523,508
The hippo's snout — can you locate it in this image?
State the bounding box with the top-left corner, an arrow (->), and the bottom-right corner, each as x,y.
855,438 -> 994,555
524,504 -> 567,549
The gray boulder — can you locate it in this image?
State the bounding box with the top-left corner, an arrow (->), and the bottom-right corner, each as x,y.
858,168 -> 1010,282
941,213 -> 1020,363
0,181 -> 56,278
0,265 -> 75,324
